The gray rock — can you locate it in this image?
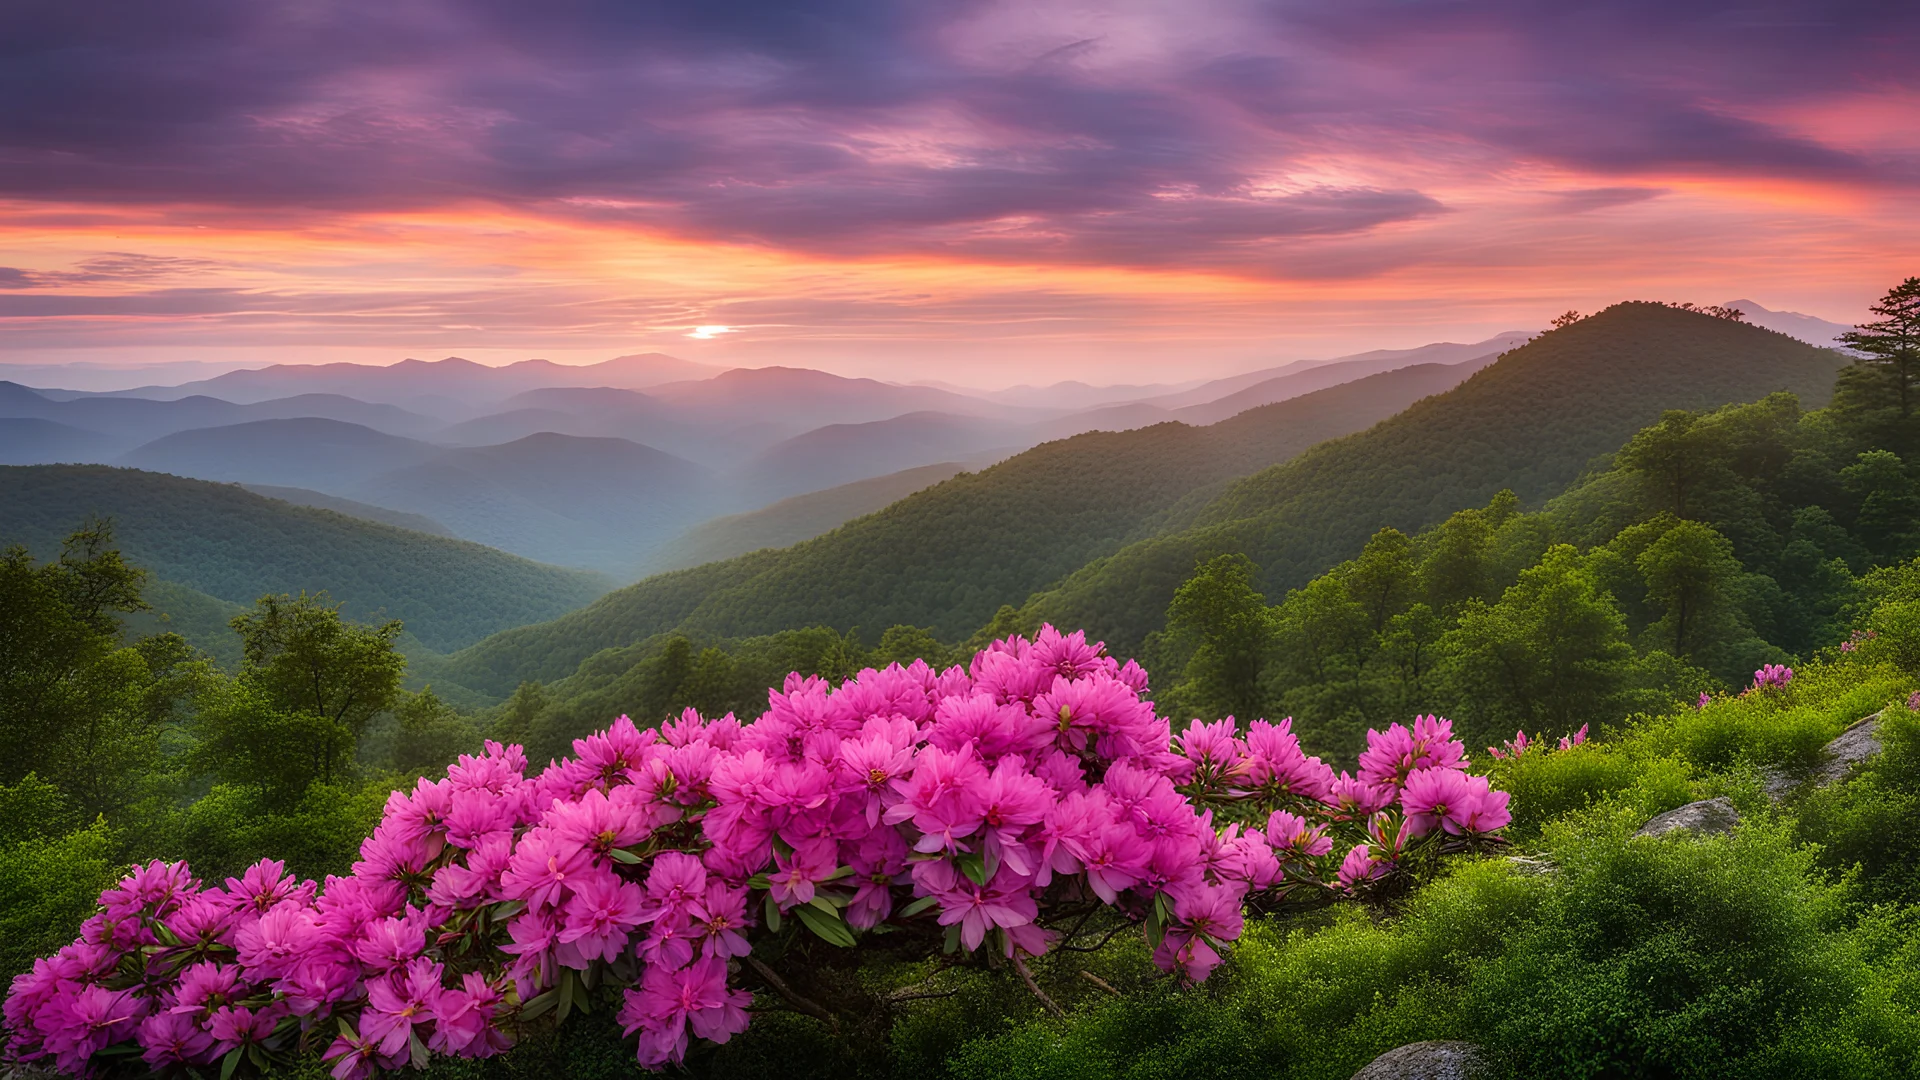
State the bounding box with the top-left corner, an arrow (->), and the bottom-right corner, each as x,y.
1504,854 -> 1555,876
1760,766 -> 1800,801
1760,711 -> 1890,801
1635,796 -> 1739,838
1811,713 -> 1884,787
1352,1041 -> 1488,1080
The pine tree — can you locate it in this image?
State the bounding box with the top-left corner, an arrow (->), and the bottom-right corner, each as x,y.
1840,277 -> 1920,419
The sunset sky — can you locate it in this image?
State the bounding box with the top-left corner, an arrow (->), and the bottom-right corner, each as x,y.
2,0 -> 1916,384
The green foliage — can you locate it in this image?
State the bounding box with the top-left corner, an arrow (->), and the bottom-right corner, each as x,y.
159,780 -> 391,885
1023,303 -> 1845,657
1150,553 -> 1274,722
1634,658 -> 1907,773
1440,544 -> 1642,741
1836,277 -> 1920,439
0,518 -> 211,818
1797,708 -> 1920,907
0,465 -> 608,656
0,812 -> 118,980
192,592 -> 407,804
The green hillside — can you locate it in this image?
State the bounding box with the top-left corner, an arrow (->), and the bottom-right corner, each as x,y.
645,461 -> 970,573
1020,303 -> 1847,653
439,360 -> 1480,695
0,466 -> 609,655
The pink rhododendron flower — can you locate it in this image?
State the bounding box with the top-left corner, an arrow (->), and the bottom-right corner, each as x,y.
2,629 -> 1512,1075
557,871 -> 647,967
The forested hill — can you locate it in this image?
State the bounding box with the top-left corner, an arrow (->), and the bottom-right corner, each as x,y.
437,359 -> 1483,695
0,466 -> 609,654
1021,302 -> 1848,653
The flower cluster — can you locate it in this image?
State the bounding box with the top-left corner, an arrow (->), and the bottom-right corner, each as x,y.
5,627 -> 1508,1078
1486,724 -> 1588,760
1752,664 -> 1794,692
1839,629 -> 1878,653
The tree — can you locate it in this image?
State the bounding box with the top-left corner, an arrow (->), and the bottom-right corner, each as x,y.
200,593 -> 406,800
873,625 -> 953,670
1841,449 -> 1920,563
1840,277 -> 1920,420
1616,410 -> 1718,518
491,681 -> 548,747
231,592 -> 404,741
1417,493 -> 1515,614
1439,545 -> 1638,743
1635,520 -> 1758,678
391,688 -> 480,775
0,520 -> 195,817
1551,310 -> 1582,330
1157,554 -> 1274,722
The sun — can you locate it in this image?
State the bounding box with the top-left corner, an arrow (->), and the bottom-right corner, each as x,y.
687,325 -> 733,340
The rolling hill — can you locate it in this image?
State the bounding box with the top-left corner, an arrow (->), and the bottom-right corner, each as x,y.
1017,303 -> 1850,653
736,413 -> 1025,504
646,461 -> 971,574
240,485 -> 456,537
1138,331 -> 1533,411
435,357 -> 1492,695
1164,342 -> 1513,427
0,384 -> 443,456
118,418 -> 439,491
0,465 -> 609,655
347,433 -> 720,577
0,418 -> 114,465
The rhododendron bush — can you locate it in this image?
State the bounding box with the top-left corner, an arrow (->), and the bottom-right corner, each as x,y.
5,627 -> 1509,1078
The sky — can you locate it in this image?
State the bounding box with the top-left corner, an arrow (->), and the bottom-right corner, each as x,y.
1,0 -> 1916,386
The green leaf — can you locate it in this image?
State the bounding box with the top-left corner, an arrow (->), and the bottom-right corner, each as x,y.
942,924 -> 963,954
410,1029 -> 429,1071
491,899 -> 525,920
1143,903 -> 1167,950
572,972 -> 594,1014
555,969 -> 576,1024
808,893 -> 848,913
745,873 -> 771,890
764,894 -> 783,933
219,1048 -> 241,1080
520,988 -> 558,1021
823,865 -> 855,881
794,903 -> 857,947
607,847 -> 644,865
898,895 -> 940,918
956,852 -> 988,886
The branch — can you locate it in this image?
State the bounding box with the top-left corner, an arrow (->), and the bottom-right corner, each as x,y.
885,990 -> 960,1004
1078,970 -> 1122,997
1011,954 -> 1066,1018
1053,923 -> 1132,953
743,956 -> 839,1033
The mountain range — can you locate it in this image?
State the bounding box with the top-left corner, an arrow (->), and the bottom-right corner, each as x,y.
433,303 -> 1846,699
0,300 -> 1852,601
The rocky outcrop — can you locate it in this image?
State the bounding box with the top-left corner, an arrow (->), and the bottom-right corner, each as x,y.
1811,713 -> 1884,786
1635,796 -> 1739,838
1352,1041 -> 1488,1080
1762,711 -> 1888,799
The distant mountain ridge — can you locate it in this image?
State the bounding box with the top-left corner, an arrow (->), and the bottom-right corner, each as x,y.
1723,299 -> 1854,348
101,353 -> 727,407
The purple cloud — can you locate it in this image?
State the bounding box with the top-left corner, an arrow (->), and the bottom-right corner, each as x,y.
0,0 -> 1913,274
